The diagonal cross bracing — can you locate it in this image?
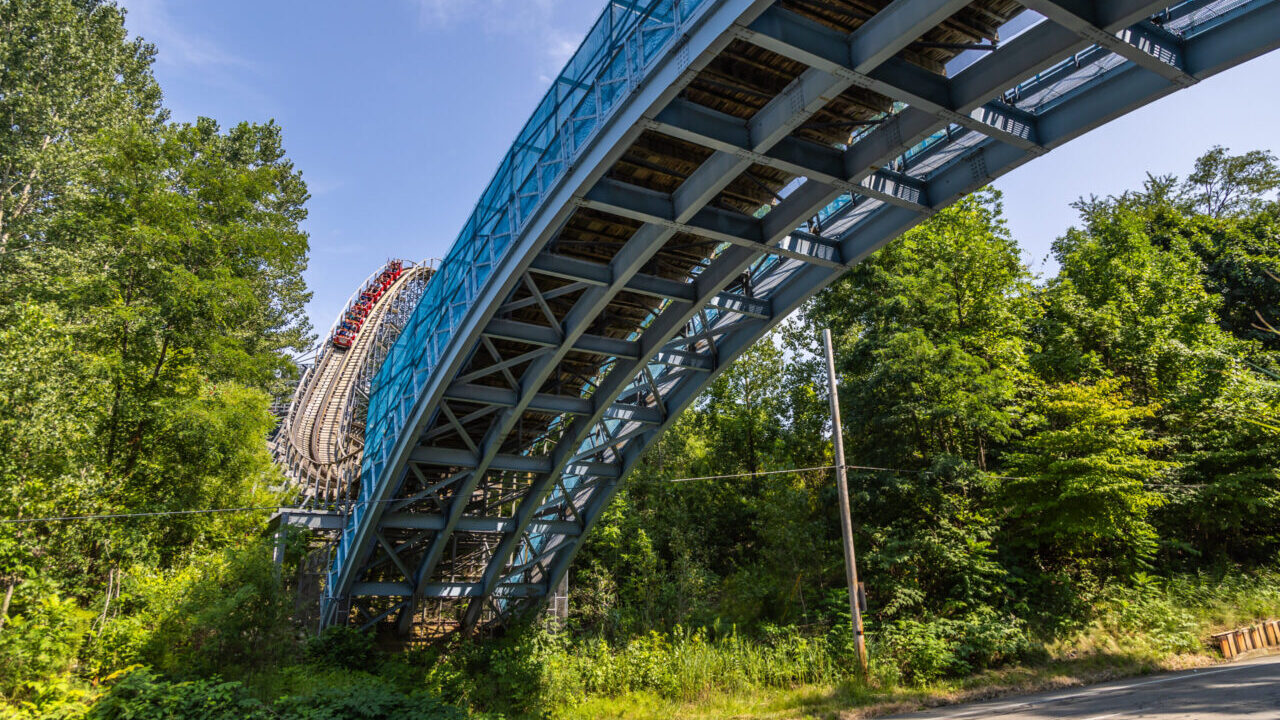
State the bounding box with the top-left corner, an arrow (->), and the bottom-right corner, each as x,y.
318,0 -> 1280,635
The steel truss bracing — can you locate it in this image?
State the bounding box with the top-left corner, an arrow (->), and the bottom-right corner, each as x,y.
317,0 -> 1280,636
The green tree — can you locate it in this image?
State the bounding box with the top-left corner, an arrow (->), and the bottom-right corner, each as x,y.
0,0 -> 162,265
1158,369 -> 1280,567
0,304 -> 104,621
999,381 -> 1168,597
810,189 -> 1033,469
1035,186 -> 1242,409
0,119 -> 310,592
1182,146 -> 1280,218
806,189 -> 1032,619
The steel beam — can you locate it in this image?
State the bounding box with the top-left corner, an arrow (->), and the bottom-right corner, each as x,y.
334,0 -> 1280,635
353,582 -> 542,598
465,0 -> 1263,628
737,6 -> 1047,152
581,178 -> 848,269
381,513 -> 581,535
1021,0 -> 1196,86
483,318 -> 640,358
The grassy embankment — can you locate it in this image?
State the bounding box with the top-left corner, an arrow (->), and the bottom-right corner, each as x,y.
541,571 -> 1280,720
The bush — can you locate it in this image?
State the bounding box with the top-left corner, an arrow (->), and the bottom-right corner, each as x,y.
876,610 -> 1034,684
877,620 -> 955,684
86,667 -> 469,720
0,579 -> 92,699
87,668 -> 271,720
90,541 -> 294,679
305,626 -> 376,671
273,683 -> 467,720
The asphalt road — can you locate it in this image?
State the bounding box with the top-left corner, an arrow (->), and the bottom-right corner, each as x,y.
886,654 -> 1280,719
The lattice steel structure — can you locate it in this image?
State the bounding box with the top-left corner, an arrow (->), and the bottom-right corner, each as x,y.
319,0 -> 1280,636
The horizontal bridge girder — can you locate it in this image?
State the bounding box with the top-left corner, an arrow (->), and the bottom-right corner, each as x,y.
528,252 -> 697,302
652,348 -> 715,371
410,445 -> 623,479
443,383 -> 663,424
484,318 -> 639,359
381,513 -> 581,535
707,292 -> 769,319
736,6 -> 1045,152
351,582 -> 544,598
411,446 -> 550,473
1021,0 -> 1196,86
529,251 -> 769,316
649,98 -> 936,212
271,510 -> 344,531
582,178 -> 846,270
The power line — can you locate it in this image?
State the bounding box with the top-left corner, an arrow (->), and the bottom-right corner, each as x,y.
0,465 -> 1207,524
0,505 -> 282,525
658,463 -> 1027,482
662,464 -> 836,482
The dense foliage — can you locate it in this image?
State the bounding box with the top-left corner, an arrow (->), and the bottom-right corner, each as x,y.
1,1 -> 1278,718
568,162 -> 1280,692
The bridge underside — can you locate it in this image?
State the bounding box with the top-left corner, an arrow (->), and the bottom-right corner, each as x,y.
324,0 -> 1280,637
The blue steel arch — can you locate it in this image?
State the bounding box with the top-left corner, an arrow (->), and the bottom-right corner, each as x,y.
321,0 -> 1280,635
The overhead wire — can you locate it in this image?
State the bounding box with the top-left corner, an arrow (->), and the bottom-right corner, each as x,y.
0,462 -> 1207,524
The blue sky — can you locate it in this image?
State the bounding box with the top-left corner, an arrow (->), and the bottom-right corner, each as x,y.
118,0 -> 1280,337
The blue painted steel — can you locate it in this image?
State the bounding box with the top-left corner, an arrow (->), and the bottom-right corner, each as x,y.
330,0 -> 718,597
321,0 -> 1280,631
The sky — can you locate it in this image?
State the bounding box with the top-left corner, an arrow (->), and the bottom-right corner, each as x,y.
117,0 -> 1280,335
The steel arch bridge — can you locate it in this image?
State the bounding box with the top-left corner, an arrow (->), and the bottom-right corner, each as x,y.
300,0 -> 1279,637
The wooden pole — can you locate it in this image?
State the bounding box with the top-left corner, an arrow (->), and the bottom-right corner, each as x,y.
823,328 -> 868,674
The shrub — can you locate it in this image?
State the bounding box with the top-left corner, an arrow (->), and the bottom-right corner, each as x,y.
305,626 -> 376,671
0,579 -> 92,698
876,610 -> 1034,684
877,620 -> 956,684
86,668 -> 271,720
90,541 -> 294,679
86,667 -> 470,720
273,683 -> 468,720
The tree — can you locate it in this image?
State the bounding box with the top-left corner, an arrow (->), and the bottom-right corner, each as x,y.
1182,146 -> 1280,218
0,304 -> 103,622
999,381 -> 1168,595
31,118 -> 310,576
809,189 -> 1033,470
1158,368 -> 1280,567
1035,187 -> 1242,409
2,119 -> 311,595
0,0 -> 162,264
806,189 -> 1032,620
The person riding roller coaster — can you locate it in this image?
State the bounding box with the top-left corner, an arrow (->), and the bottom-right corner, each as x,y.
330,260 -> 407,349
330,258 -> 409,348
332,327 -> 355,349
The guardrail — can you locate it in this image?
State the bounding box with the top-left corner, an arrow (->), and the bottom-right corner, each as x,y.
1212,620 -> 1280,658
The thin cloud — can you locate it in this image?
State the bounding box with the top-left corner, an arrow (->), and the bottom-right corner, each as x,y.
119,0 -> 247,70
411,0 -> 588,83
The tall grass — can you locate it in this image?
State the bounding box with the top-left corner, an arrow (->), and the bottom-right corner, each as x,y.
524,570 -> 1280,715
542,626 -> 857,704
1060,569 -> 1280,661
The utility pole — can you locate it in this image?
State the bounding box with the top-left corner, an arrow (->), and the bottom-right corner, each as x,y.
822,328 -> 868,674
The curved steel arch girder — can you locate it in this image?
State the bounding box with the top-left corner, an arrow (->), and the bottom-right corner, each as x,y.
326,0 -> 1280,634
